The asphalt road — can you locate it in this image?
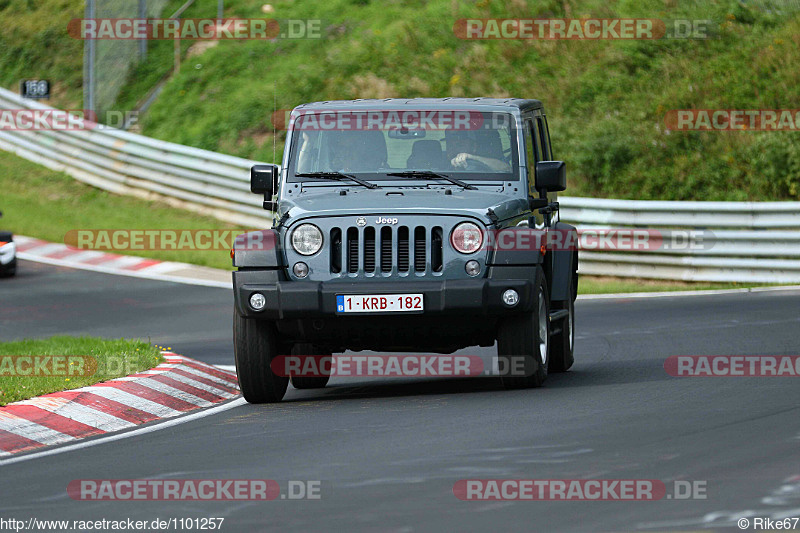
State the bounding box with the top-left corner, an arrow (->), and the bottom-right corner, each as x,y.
1,260 -> 799,532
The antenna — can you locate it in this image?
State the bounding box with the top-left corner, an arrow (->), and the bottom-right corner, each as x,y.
273,81 -> 277,165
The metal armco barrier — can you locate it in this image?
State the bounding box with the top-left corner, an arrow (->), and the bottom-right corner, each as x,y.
2,87 -> 800,282
0,87 -> 268,226
559,199 -> 800,282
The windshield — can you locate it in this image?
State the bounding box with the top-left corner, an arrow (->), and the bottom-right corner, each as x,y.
287,110 -> 519,182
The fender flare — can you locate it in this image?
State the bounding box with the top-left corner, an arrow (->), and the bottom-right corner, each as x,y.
549,221 -> 578,303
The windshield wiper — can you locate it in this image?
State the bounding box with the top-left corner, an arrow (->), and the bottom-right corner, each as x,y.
295,171 -> 379,189
386,170 -> 477,190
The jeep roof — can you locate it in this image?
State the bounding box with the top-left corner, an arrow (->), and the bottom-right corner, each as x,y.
293,97 -> 544,113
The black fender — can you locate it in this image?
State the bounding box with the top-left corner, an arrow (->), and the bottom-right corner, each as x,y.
232,230 -> 284,317
232,230 -> 283,269
549,221 -> 578,303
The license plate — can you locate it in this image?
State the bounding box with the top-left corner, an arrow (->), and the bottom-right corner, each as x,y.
336,294 -> 423,314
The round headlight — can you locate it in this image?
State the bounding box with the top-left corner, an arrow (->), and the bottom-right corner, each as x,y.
451,222 -> 484,254
291,224 -> 323,256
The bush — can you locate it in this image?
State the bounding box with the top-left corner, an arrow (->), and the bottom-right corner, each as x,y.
747,133 -> 800,199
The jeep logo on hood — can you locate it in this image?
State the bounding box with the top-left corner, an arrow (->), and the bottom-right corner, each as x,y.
375,217 -> 399,225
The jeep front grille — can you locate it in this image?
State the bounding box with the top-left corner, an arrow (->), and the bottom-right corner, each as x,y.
330,228 -> 342,273
380,227 -> 392,272
331,225 -> 444,275
364,227 -> 376,272
398,226 -> 410,272
414,227 -> 426,272
431,227 -> 443,272
346,227 -> 358,273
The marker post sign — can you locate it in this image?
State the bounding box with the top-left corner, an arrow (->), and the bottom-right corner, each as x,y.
20,79 -> 50,100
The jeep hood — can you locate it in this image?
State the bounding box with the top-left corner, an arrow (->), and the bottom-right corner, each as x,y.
278,187 -> 528,225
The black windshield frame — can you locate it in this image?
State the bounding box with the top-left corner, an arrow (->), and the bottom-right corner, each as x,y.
285,111 -> 521,184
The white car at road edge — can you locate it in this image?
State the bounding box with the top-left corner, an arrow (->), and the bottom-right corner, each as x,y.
0,211 -> 17,277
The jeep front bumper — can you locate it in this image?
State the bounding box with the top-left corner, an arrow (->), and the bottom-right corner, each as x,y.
233,271 -> 535,320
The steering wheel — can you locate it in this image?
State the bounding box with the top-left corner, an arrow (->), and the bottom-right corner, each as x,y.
462,158 -> 493,172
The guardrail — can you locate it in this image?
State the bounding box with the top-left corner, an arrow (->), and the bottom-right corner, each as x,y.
2,86 -> 800,283
0,87 -> 268,226
559,199 -> 800,283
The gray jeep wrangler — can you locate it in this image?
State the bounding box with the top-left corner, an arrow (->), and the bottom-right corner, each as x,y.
233,98 -> 578,403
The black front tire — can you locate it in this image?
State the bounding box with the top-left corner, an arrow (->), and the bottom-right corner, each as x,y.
233,311 -> 289,403
498,267 -> 550,389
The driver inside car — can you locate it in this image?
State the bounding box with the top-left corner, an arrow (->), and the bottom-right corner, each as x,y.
445,129 -> 511,172
326,130 -> 388,172
296,130 -> 373,173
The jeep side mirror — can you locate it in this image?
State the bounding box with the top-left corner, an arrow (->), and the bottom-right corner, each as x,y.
251,164 -> 279,195
535,161 -> 566,192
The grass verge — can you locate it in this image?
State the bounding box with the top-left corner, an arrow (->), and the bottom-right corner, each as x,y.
0,337 -> 163,406
578,276 -> 776,295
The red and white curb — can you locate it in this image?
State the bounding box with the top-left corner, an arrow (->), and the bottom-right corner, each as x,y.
0,353 -> 240,457
14,235 -> 229,288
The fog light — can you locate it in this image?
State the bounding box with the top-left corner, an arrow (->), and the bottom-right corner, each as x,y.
502,289 -> 519,307
249,292 -> 266,311
465,260 -> 481,276
293,262 -> 309,278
